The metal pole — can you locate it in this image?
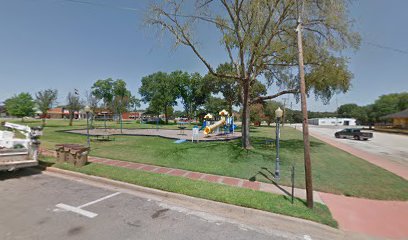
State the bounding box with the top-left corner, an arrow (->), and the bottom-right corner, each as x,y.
291,165 -> 295,204
120,112 -> 123,134
86,112 -> 90,147
104,113 -> 107,132
275,117 -> 281,180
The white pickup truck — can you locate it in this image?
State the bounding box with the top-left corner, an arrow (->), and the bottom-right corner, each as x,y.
0,122 -> 42,171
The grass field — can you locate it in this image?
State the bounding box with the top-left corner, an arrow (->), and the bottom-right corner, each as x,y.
8,118 -> 408,200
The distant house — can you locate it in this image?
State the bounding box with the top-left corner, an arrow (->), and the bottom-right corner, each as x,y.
382,109 -> 408,129
308,118 -> 356,126
122,111 -> 143,120
45,108 -> 80,119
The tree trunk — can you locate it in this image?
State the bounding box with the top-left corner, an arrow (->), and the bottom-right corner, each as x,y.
228,102 -> 233,117
42,117 -> 46,127
241,81 -> 251,149
164,105 -> 168,124
69,112 -> 73,126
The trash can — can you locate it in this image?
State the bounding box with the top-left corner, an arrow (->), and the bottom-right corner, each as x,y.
55,144 -> 89,167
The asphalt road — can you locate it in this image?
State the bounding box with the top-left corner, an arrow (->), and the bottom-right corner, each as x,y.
0,168 -> 322,240
295,124 -> 408,168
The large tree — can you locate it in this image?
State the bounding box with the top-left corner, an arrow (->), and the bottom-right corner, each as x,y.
35,89 -> 58,126
263,100 -> 283,126
147,0 -> 360,149
203,96 -> 229,116
4,93 -> 35,121
371,92 -> 408,121
205,63 -> 267,115
112,79 -> 133,132
173,71 -> 210,119
66,92 -> 82,126
139,72 -> 179,124
337,103 -> 368,124
91,78 -> 114,110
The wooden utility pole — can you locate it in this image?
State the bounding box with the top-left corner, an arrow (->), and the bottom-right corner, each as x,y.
296,15 -> 314,208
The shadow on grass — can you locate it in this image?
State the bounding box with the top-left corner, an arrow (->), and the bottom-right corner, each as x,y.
251,137 -> 324,151
249,166 -> 308,206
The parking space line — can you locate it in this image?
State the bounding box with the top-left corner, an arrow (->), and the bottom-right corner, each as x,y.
56,203 -> 98,218
55,192 -> 121,218
78,192 -> 121,208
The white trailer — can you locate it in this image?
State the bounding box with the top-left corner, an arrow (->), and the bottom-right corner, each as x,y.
0,122 -> 42,171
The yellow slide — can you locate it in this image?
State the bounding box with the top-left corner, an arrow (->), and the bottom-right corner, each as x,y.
203,119 -> 226,135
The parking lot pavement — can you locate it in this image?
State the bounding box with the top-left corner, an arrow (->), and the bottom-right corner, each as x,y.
0,169 -> 313,240
293,124 -> 408,169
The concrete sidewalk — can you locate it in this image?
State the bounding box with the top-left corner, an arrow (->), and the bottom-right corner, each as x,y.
41,149 -> 408,239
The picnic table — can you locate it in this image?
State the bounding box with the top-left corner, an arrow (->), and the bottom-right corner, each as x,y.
55,144 -> 89,167
92,134 -> 114,141
177,122 -> 189,135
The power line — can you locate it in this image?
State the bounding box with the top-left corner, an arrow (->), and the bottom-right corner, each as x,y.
60,0 -> 142,12
60,0 -> 408,57
364,41 -> 408,55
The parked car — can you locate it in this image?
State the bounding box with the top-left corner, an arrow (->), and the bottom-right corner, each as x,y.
334,128 -> 373,140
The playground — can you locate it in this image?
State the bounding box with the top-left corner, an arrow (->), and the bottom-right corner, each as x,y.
67,128 -> 241,142
67,109 -> 239,142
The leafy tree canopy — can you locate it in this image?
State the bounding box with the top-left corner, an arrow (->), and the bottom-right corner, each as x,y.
35,89 -> 58,125
4,93 -> 35,119
172,71 -> 210,118
91,78 -> 114,108
139,72 -> 179,123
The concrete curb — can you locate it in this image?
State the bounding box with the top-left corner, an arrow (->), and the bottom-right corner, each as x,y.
41,166 -> 376,240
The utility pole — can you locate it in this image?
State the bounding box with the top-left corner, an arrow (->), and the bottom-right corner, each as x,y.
296,2 -> 314,208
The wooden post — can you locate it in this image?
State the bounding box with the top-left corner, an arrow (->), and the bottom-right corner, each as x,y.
296,19 -> 314,208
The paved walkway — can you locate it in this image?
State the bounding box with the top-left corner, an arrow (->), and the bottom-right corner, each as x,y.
40,149 -> 408,239
320,193 -> 408,240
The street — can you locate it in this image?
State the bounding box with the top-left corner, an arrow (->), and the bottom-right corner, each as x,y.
0,168 -> 356,240
294,124 -> 408,168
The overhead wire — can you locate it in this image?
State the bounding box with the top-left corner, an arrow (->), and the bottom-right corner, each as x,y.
59,0 -> 408,56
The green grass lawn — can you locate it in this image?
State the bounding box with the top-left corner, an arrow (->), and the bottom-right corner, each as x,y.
10,118 -> 408,200
40,157 -> 337,227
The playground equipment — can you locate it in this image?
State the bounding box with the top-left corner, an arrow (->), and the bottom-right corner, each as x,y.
191,126 -> 199,142
200,113 -> 213,131
177,120 -> 189,135
203,110 -> 235,135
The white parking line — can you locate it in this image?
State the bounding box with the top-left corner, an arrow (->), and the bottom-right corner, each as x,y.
55,192 -> 121,218
78,192 -> 121,208
56,203 -> 98,218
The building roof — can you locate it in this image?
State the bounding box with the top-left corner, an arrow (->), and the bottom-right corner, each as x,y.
382,109 -> 408,119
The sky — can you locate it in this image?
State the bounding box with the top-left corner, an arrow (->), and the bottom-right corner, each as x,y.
0,0 -> 407,112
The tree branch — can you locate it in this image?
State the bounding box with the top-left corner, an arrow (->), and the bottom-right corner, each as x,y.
251,89 -> 298,104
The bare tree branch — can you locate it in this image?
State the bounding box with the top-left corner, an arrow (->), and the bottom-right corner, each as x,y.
251,89 -> 299,104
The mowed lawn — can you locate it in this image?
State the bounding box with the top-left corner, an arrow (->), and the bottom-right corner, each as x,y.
14,119 -> 408,200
